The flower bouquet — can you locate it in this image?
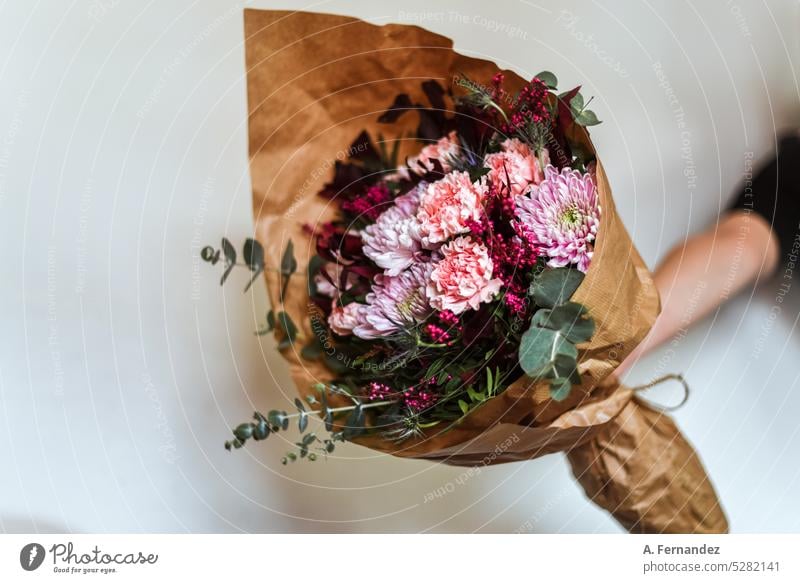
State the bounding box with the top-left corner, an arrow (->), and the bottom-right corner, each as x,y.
207,9 -> 728,533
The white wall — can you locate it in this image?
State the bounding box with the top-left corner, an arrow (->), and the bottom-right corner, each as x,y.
1,0 -> 799,533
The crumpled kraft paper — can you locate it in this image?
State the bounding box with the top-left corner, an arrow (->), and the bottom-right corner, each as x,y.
244,8 -> 728,533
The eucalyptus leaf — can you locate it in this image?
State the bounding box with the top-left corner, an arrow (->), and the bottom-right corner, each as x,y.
575,109 -> 601,126
518,327 -> 578,377
221,238 -> 236,264
220,238 -> 236,285
243,238 -> 265,292
531,302 -> 595,344
535,70 -> 558,89
252,421 -> 270,441
233,423 -> 253,441
298,410 -> 308,433
530,267 -> 585,308
280,239 -> 297,298
243,238 -> 264,270
276,311 -> 298,350
549,378 -> 572,401
570,92 -> 584,112
267,410 -> 287,431
200,246 -> 220,265
301,338 -> 323,361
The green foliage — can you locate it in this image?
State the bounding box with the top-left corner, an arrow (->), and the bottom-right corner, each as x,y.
276,311 -> 297,350
520,266 -> 594,402
535,70 -> 558,89
280,239 -> 297,298
560,90 -> 601,127
220,238 -> 236,285
529,267 -> 585,308
530,302 -> 595,344
225,385 -> 362,461
518,327 -> 577,377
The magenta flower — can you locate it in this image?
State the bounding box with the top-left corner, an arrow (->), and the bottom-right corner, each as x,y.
361,187 -> 423,276
515,165 -> 600,273
353,262 -> 433,339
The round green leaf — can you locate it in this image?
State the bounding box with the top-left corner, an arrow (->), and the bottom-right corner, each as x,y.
518,327 -> 578,377
549,378 -> 572,401
530,268 -> 585,308
535,70 -> 558,89
532,302 -> 595,344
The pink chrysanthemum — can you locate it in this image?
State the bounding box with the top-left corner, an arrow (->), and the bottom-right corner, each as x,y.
361,187 -> 423,276
484,138 -> 548,196
353,262 -> 433,339
426,236 -> 502,314
515,165 -> 600,273
416,171 -> 488,247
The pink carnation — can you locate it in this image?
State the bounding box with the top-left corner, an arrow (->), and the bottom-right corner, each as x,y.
361,187 -> 423,276
354,263 -> 433,339
328,301 -> 363,336
515,165 -> 600,273
416,171 -> 488,247
407,130 -> 460,176
484,138 -> 548,196
426,236 -> 502,314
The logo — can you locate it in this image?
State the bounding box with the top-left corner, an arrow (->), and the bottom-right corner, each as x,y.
20,543 -> 46,571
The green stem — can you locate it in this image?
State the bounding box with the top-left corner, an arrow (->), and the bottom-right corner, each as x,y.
283,400 -> 393,421
487,101 -> 509,122
417,340 -> 449,349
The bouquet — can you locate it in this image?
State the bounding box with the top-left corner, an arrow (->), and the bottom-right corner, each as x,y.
220,71 -> 605,448
205,9 -> 729,534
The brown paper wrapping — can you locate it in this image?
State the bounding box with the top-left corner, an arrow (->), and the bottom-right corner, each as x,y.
244,8 -> 728,533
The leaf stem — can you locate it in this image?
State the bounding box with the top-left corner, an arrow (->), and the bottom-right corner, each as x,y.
282,400 -> 393,421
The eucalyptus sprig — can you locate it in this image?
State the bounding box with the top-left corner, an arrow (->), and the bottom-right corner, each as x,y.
518,267 -> 595,401
224,384 -> 395,462
202,237 -> 301,351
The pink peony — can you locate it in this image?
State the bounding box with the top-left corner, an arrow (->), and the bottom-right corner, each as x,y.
484,138 -> 548,196
354,263 -> 433,339
361,187 -> 424,276
328,301 -> 364,336
416,171 -> 488,247
515,165 -> 600,273
407,130 -> 460,176
426,236 -> 502,314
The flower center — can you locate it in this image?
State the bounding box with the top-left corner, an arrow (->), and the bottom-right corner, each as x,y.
560,205 -> 582,227
397,292 -> 419,318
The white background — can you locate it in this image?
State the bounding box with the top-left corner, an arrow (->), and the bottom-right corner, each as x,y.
1,0 -> 799,533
